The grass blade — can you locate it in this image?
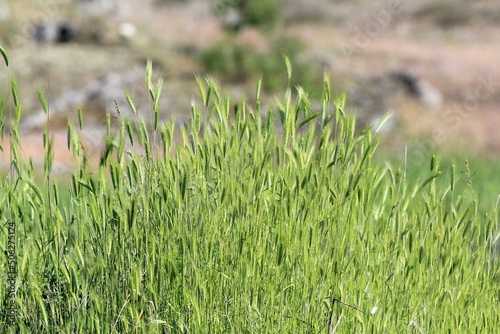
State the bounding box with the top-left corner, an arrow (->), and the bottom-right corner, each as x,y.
0,43 -> 8,67
37,89 -> 49,114
421,171 -> 442,188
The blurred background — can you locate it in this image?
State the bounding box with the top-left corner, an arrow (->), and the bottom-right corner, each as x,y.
1,0 -> 500,172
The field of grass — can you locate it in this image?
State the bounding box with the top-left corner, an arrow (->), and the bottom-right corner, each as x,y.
1,49 -> 499,332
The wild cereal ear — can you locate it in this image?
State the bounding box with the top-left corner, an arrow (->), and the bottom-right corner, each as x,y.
0,43 -> 9,67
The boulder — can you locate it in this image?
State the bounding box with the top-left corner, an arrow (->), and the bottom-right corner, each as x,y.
347,70 -> 443,131
33,21 -> 77,44
19,66 -> 164,131
0,1 -> 11,22
389,70 -> 442,108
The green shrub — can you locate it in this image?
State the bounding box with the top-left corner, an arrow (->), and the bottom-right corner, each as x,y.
214,0 -> 282,31
200,36 -> 322,93
244,0 -> 281,29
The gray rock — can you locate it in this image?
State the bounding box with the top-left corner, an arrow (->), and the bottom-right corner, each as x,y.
347,70 -> 442,131
0,1 -> 11,21
33,21 -> 77,44
389,70 -> 442,108
20,66 -> 165,131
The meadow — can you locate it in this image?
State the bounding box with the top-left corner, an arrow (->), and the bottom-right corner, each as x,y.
1,49 -> 499,332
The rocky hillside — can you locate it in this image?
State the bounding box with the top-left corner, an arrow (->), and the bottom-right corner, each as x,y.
1,0 -> 500,170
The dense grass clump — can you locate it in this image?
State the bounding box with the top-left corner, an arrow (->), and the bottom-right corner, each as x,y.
0,54 -> 499,333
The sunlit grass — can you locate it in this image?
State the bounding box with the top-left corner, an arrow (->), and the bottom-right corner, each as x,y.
0,51 -> 499,333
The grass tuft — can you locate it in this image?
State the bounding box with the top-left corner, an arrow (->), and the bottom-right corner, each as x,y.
0,55 -> 499,333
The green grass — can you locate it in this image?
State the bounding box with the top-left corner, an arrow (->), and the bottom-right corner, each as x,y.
0,51 -> 499,333
375,145 -> 500,214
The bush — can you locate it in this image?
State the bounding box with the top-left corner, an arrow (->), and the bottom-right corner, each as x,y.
214,0 -> 282,31
200,36 -> 322,93
244,0 -> 281,29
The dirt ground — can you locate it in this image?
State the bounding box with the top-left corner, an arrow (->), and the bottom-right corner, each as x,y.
1,0 -> 500,170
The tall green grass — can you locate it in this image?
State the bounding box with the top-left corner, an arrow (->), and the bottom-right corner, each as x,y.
0,53 -> 499,332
